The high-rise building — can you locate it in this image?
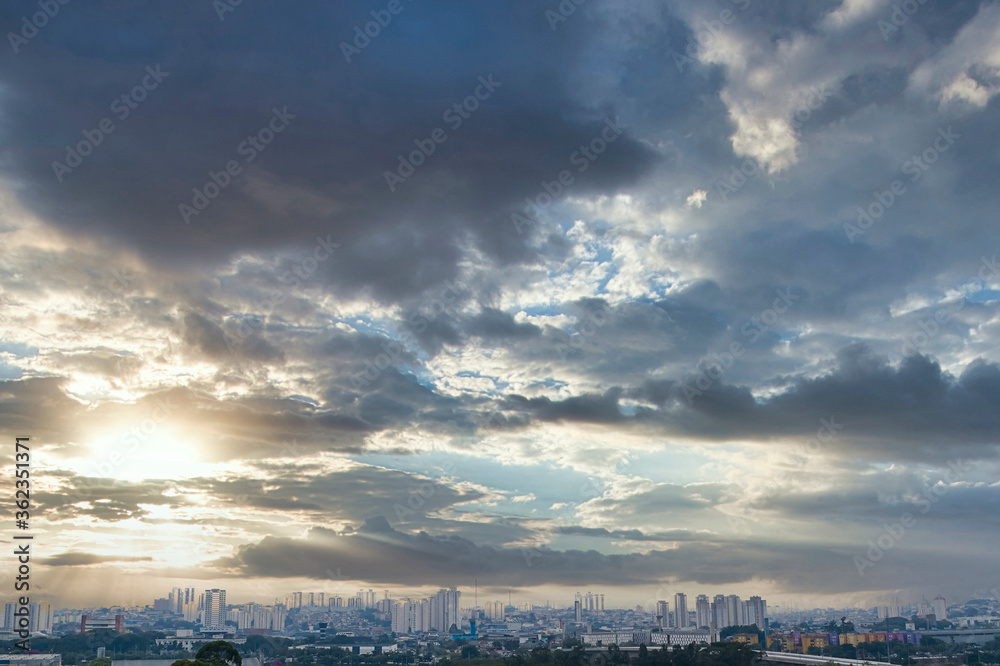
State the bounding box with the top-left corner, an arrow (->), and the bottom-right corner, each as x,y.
725,595 -> 742,627
4,602 -> 16,631
599,594 -> 605,611
696,595 -> 711,629
656,601 -> 669,629
877,597 -> 902,620
391,600 -> 414,634
694,594 -> 712,629
203,589 -> 227,630
575,600 -> 582,623
673,593 -> 688,629
712,595 -> 728,629
931,596 -> 947,620
744,596 -> 766,627
170,587 -> 183,613
317,592 -> 326,608
390,588 -> 461,634
28,602 -> 52,633
183,601 -> 199,623
486,601 -> 504,620
235,603 -> 285,632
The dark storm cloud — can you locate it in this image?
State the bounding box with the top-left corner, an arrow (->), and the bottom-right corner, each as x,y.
34,477 -> 175,522
495,345 -> 1000,459
0,377 -> 84,443
554,525 -> 703,542
200,462 -> 487,528
182,310 -> 285,364
0,0 -> 658,304
220,516 -> 990,594
465,309 -> 542,341
39,552 -> 154,566
503,388 -> 625,424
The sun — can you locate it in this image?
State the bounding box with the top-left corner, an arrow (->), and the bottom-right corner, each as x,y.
80,422 -> 207,482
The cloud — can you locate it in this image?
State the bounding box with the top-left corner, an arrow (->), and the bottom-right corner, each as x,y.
39,552 -> 155,566
685,189 -> 707,208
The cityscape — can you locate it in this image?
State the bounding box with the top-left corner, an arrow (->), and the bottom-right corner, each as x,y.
2,1 -> 1000,666
4,586 -> 1000,657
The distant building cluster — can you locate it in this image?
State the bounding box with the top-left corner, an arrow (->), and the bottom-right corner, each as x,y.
651,593 -> 767,631
876,595 -> 948,621
2,601 -> 53,634
390,588 -> 461,634
229,602 -> 286,633
769,631 -> 925,652
282,588 -> 383,610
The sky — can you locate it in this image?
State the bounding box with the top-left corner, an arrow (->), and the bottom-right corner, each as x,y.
0,0 -> 999,611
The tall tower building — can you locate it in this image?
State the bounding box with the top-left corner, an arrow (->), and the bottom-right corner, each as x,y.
656,600 -> 669,629
673,593 -> 688,629
712,595 -> 728,629
696,595 -> 711,629
726,595 -> 742,626
203,588 -> 227,630
931,596 -> 947,620
27,602 -> 52,633
746,596 -> 766,627
574,600 -> 582,623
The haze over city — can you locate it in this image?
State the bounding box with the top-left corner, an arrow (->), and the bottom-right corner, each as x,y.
1,0 -> 999,613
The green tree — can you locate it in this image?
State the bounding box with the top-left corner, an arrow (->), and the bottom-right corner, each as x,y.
530,646 -> 553,664
195,641 -> 243,666
87,659 -> 112,666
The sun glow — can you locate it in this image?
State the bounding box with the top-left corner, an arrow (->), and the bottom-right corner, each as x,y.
78,423 -> 208,482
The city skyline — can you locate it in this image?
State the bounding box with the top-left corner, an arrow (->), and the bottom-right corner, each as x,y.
1,0 -> 999,611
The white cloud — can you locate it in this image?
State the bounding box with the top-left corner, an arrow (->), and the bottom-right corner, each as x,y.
685,189 -> 707,208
